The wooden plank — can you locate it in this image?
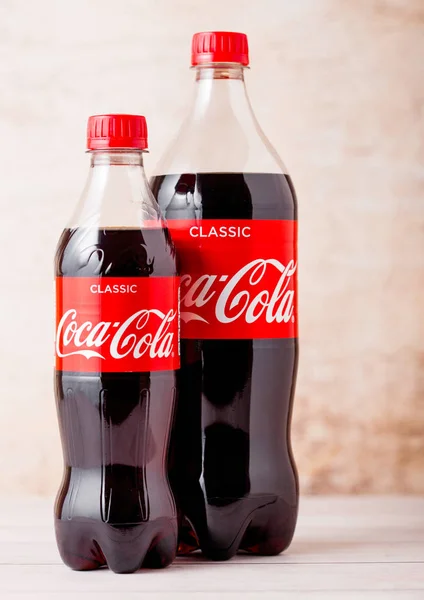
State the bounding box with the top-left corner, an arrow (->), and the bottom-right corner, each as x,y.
1,541 -> 423,566
1,530 -> 423,566
4,592 -> 424,600
0,563 -> 423,594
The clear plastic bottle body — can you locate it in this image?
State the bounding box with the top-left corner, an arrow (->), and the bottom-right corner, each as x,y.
150,65 -> 299,559
55,150 -> 178,573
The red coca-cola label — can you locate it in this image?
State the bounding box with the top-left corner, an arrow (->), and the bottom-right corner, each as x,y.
167,220 -> 297,339
55,277 -> 180,372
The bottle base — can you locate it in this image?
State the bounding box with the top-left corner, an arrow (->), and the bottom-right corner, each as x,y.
55,517 -> 177,573
177,495 -> 298,561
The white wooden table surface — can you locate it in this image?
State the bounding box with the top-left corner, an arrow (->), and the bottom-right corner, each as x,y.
0,496 -> 423,599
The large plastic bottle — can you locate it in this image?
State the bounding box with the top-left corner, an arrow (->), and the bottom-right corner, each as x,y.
150,32 -> 299,560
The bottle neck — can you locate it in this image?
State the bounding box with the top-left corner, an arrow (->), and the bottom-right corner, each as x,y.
87,150 -> 146,190
69,150 -> 161,228
190,64 -> 251,120
90,150 -> 145,167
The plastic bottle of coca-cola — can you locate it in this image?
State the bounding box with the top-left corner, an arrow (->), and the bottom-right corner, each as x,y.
54,114 -> 179,573
150,32 -> 299,560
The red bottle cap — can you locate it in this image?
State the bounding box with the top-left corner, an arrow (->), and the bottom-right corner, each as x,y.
87,114 -> 148,150
191,32 -> 249,67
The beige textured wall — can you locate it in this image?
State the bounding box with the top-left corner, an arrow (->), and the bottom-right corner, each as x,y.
0,0 -> 423,495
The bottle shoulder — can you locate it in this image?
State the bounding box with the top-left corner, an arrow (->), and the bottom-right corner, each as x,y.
150,172 -> 297,222
55,227 -> 177,278
153,123 -> 288,176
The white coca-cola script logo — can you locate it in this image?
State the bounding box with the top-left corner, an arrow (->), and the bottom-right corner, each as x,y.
56,309 -> 177,360
180,259 -> 297,325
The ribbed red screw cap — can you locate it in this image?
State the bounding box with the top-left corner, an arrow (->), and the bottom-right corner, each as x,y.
87,114 -> 148,150
191,31 -> 249,66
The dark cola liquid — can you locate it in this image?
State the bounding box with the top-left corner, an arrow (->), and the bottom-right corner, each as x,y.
150,173 -> 299,559
54,227 -> 177,573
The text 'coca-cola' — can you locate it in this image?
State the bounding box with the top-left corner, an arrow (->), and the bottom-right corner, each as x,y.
55,277 -> 180,372
167,219 -> 298,339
